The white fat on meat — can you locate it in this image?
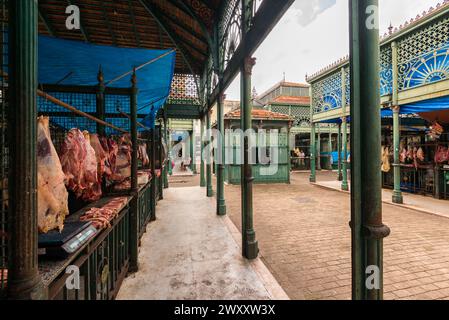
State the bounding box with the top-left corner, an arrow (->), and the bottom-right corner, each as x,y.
37,117 -> 69,233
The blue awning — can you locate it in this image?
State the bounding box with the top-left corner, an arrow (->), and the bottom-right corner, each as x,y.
382,96 -> 449,117
38,35 -> 176,130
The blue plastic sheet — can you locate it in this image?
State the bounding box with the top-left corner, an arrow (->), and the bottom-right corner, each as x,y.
38,35 -> 175,129
381,96 -> 449,116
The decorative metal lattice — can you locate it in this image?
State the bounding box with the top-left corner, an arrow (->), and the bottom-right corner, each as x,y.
401,43 -> 449,90
380,45 -> 393,96
344,66 -> 350,107
271,105 -> 290,115
0,0 -> 8,298
398,15 -> 449,90
221,0 -> 242,70
168,73 -> 201,105
312,71 -> 342,114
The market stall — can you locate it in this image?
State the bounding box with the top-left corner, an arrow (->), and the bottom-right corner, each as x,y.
0,34 -> 174,300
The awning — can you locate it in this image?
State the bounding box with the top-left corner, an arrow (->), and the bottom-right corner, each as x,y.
38,35 -> 176,130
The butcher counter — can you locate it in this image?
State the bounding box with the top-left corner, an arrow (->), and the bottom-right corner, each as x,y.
38,181 -> 153,300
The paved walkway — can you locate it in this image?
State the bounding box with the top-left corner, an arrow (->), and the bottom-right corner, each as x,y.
117,186 -> 288,300
225,172 -> 449,300
315,178 -> 449,219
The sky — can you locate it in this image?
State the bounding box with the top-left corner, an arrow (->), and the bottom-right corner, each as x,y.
225,0 -> 441,100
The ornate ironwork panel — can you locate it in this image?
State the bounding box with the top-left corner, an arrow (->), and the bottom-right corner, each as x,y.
167,73 -> 201,105
312,71 -> 342,114
380,45 -> 393,96
397,14 -> 449,90
344,66 -> 350,107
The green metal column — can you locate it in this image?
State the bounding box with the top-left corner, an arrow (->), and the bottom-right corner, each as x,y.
310,123 -> 316,183
190,129 -> 197,174
241,56 -> 259,259
316,127 -> 321,170
129,71 -> 139,273
200,116 -> 206,187
309,85 -> 316,183
158,124 -> 164,200
216,93 -> 227,216
391,41 -> 403,204
7,0 -> 44,300
338,123 -> 343,181
240,0 -> 258,260
168,124 -> 173,177
328,130 -> 333,170
341,117 -> 349,191
163,114 -> 169,189
349,0 -> 390,300
206,110 -> 213,197
150,127 -> 157,221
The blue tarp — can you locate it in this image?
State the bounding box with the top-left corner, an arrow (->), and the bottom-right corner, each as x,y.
318,117 -> 351,124
381,96 -> 449,117
38,35 -> 176,129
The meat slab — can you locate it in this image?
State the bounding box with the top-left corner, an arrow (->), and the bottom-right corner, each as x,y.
37,117 -> 69,233
59,128 -> 98,201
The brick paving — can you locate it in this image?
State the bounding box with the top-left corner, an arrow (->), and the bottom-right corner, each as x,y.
225,171 -> 449,300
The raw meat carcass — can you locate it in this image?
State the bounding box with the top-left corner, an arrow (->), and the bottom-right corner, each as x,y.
100,137 -> 118,182
138,143 -> 150,167
435,146 -> 449,164
89,134 -> 107,178
111,134 -> 132,183
59,129 -> 98,200
400,148 -> 407,163
416,147 -> 425,162
37,116 -> 69,233
381,147 -> 391,172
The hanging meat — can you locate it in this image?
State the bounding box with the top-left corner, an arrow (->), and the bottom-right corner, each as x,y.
37,117 -> 69,233
381,147 -> 391,172
78,131 -> 103,202
416,147 -> 425,162
100,136 -> 119,183
89,134 -> 107,178
59,128 -> 98,200
435,146 -> 449,164
111,134 -> 132,183
138,143 -> 150,167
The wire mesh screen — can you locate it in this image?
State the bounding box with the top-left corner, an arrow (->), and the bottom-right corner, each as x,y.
38,89 -> 132,136
0,0 -> 8,298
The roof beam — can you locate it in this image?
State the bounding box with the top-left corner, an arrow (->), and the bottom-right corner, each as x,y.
166,0 -> 214,51
128,0 -> 142,47
38,4 -> 56,37
154,6 -> 208,46
67,0 -> 90,42
138,0 -> 202,73
100,0 -> 118,46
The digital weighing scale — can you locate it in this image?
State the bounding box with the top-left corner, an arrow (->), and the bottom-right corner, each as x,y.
38,221 -> 98,258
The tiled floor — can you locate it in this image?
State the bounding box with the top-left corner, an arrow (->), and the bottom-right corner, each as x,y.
117,186 -> 287,300
225,171 -> 449,300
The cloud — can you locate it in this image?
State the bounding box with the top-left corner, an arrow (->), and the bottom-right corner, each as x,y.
292,0 -> 337,26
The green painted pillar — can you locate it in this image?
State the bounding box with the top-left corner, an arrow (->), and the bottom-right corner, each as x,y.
392,106 -> 403,204
7,0 -> 44,300
310,123 -> 316,183
206,111 -> 214,197
349,0 -> 390,300
316,127 -> 321,170
338,123 -> 343,181
391,41 -> 403,204
129,71 -> 139,272
341,117 -> 349,191
163,115 -> 169,189
241,56 -> 259,260
189,131 -> 194,172
158,124 -> 164,200
150,127 -> 157,221
216,93 -> 227,216
168,125 -> 173,176
328,130 -> 333,170
200,116 -> 206,187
